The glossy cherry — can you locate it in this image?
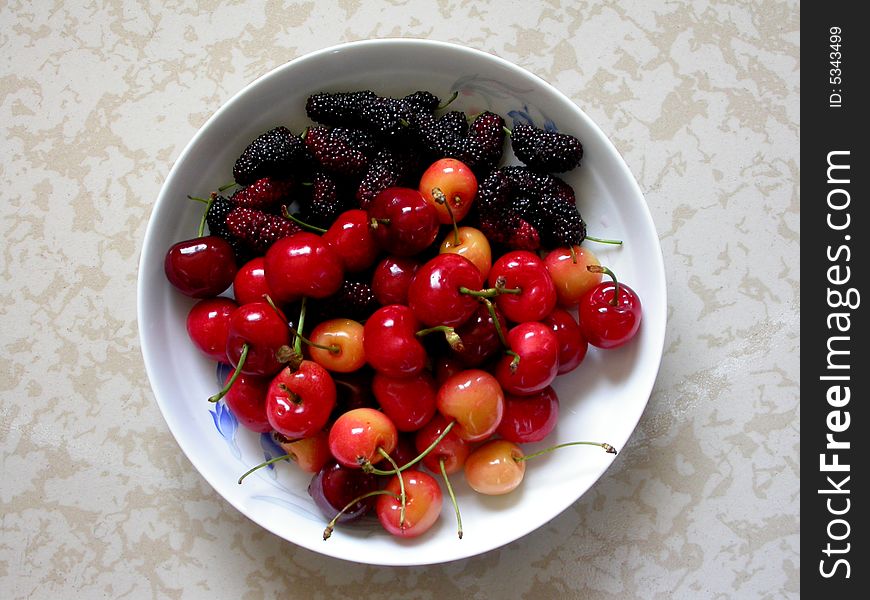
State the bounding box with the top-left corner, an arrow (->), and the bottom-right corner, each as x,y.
322,209 -> 379,273
186,297 -> 238,363
544,245 -> 602,308
368,187 -> 439,256
371,256 -> 421,306
419,158 -> 477,224
309,461 -> 380,523
495,321 -> 559,396
363,305 -> 427,378
464,440 -> 526,496
264,232 -> 344,303
372,372 -> 438,432
307,318 -> 366,373
452,302 -> 508,367
436,369 -> 504,442
488,250 -> 557,323
232,257 -> 273,306
578,265 -> 643,349
164,236 -> 237,298
542,308 -> 588,374
407,253 -> 483,328
265,360 -> 336,439
274,431 -> 332,474
225,301 -> 291,376
223,371 -> 271,432
376,469 -> 442,538
415,413 -> 471,475
328,407 -> 399,468
439,226 -> 492,280
495,386 -> 559,443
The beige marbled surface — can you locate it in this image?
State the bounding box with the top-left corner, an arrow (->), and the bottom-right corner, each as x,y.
0,1 -> 799,598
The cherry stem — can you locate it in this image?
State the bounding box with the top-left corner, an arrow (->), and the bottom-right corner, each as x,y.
516,441 -> 618,462
208,344 -> 248,403
585,235 -> 623,245
416,325 -> 464,352
369,217 -> 391,229
294,297 -> 307,355
286,324 -> 340,354
481,298 -> 509,349
277,382 -> 302,404
502,125 -> 513,136
196,193 -> 216,238
458,284 -> 522,299
440,458 -> 463,539
363,420 -> 457,476
262,294 -> 286,321
507,350 -> 521,373
322,489 -> 399,540
218,181 -> 237,192
187,195 -> 209,204
281,205 -> 327,233
587,265 -> 619,307
237,453 -> 294,484
437,90 -> 459,110
378,448 -> 406,528
431,187 -> 460,245
569,245 -> 578,264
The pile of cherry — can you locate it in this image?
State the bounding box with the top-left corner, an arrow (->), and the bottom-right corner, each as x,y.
163,96 -> 642,541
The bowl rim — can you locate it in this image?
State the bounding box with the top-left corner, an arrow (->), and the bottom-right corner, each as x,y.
137,37 -> 667,566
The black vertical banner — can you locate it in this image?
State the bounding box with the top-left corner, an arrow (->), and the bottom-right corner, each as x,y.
803,3 -> 868,596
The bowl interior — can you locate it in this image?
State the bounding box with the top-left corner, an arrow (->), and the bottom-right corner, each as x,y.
138,39 -> 666,566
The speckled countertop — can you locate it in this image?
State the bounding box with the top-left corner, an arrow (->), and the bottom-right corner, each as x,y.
0,1 -> 799,598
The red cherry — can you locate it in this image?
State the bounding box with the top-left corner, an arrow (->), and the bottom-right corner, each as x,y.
264,232 -> 344,303
388,434 -> 419,469
265,361 -> 336,439
495,387 -> 559,443
418,158 -> 477,224
328,407 -> 399,468
433,355 -> 465,385
232,257 -> 274,306
372,372 -> 438,432
186,297 -> 238,363
223,371 -> 271,432
322,209 -> 379,273
542,308 -> 588,374
362,305 -> 427,378
376,469 -> 442,538
437,369 -> 504,442
275,431 -> 332,474
495,321 -> 559,396
578,266 -> 642,349
415,413 -> 471,475
371,256 -> 421,306
407,253 -> 483,328
451,302 -> 508,367
488,250 -> 557,323
225,301 -> 291,376
309,461 -> 379,523
164,236 -> 236,298
332,370 -> 377,416
368,187 -> 439,256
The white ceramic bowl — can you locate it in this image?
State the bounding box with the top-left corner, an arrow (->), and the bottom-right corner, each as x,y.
138,39 -> 666,566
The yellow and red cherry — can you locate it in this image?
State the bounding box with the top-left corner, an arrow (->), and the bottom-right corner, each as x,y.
464,440 -> 526,496
368,187 -> 440,256
222,371 -> 271,432
407,253 -> 483,328
439,226 -> 492,280
415,413 -> 471,475
544,245 -> 602,308
578,265 -> 643,349
264,232 -> 344,303
274,430 -> 332,474
488,250 -> 557,323
494,321 -> 559,396
186,297 -> 238,363
322,209 -> 380,273
265,360 -> 336,439
419,158 -> 477,225
328,407 -> 399,468
542,308 -> 588,374
376,469 -> 443,538
164,235 -> 237,298
372,372 -> 438,432
309,461 -> 379,523
436,369 -> 504,442
371,256 -> 421,306
307,318 -> 365,373
362,305 -> 427,378
495,386 -> 559,444
452,302 -> 508,367
232,257 -> 274,306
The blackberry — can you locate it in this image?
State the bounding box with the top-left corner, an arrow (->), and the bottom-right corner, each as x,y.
225,206 -> 301,255
478,212 -> 540,251
316,280 -> 379,321
304,127 -> 368,177
355,146 -> 420,209
205,194 -> 234,239
305,91 -> 376,127
300,170 -> 350,226
510,123 -> 583,173
360,96 -> 413,138
230,177 -> 296,212
533,195 -> 587,247
403,90 -> 440,113
468,111 -> 506,170
233,126 -> 307,186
